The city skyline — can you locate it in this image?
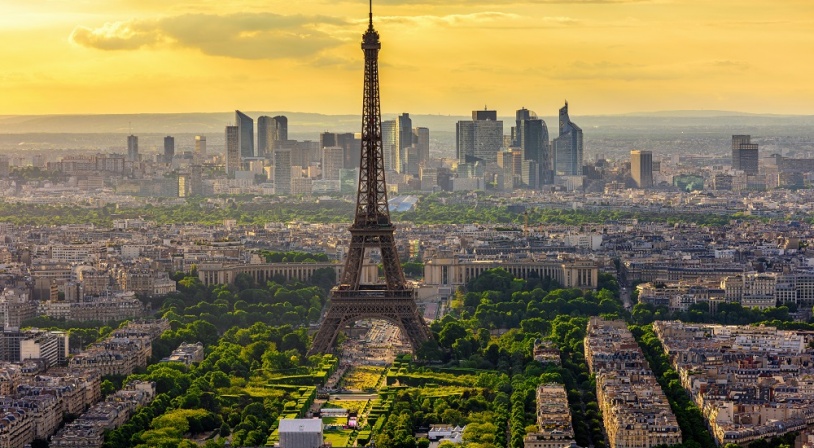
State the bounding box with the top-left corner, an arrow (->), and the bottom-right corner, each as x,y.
1,0 -> 813,116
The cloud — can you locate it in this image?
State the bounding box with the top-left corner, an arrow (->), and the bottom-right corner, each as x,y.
68,10 -> 532,60
70,21 -> 160,50
70,13 -> 349,59
310,55 -> 357,70
373,12 -> 522,27
548,60 -> 679,81
708,60 -> 751,70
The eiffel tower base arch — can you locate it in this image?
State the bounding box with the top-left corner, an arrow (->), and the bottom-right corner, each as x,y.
307,290 -> 432,356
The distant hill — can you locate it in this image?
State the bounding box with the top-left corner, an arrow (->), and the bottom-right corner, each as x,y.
1,110 -> 813,136
614,110 -> 772,118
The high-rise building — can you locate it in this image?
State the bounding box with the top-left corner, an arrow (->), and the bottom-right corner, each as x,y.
271,116 -> 288,152
235,110 -> 254,158
320,132 -> 338,149
404,146 -> 420,177
513,108 -> 550,186
257,116 -> 273,157
127,135 -> 139,162
522,160 -> 539,190
499,151 -> 516,191
163,136 -> 175,163
413,127 -> 430,166
456,109 -> 503,164
322,146 -> 345,181
194,135 -> 207,156
630,150 -> 653,189
190,165 -> 203,196
282,140 -> 319,168
225,126 -> 240,176
381,120 -> 398,171
178,174 -> 188,198
394,113 -> 412,173
320,132 -> 358,169
732,135 -> 759,175
419,166 -> 438,191
274,149 -> 292,195
553,102 -> 583,176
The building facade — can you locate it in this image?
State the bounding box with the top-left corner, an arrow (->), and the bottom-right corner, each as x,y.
732,135 -> 759,175
631,150 -> 653,189
126,135 -> 138,162
162,136 -> 174,163
514,108 -> 551,186
225,125 -> 240,176
456,109 -> 503,164
423,255 -> 599,290
236,110 -> 254,159
553,102 -> 583,176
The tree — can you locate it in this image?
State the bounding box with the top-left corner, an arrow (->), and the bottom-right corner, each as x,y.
309,267 -> 337,291
234,273 -> 256,291
467,268 -> 516,293
439,321 -> 467,348
101,379 -> 117,398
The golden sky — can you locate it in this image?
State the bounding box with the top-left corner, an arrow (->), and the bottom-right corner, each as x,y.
1,0 -> 813,116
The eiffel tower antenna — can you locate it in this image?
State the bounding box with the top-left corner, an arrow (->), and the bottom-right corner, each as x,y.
308,1 -> 431,356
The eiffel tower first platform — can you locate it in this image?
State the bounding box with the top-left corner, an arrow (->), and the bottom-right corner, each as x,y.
307,3 -> 432,356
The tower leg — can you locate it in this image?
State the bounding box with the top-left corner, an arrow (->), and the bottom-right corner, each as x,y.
308,313 -> 344,356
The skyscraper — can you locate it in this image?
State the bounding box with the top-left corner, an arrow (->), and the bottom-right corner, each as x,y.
394,113 -> 412,173
414,127 -> 430,166
271,115 -> 288,151
235,110 -> 254,158
381,119 -> 398,171
194,135 -> 207,156
513,108 -> 550,187
127,135 -> 138,162
225,126 -> 240,175
257,116 -> 272,157
631,150 -> 653,189
320,132 -> 358,170
163,136 -> 175,163
274,149 -> 292,195
732,135 -> 759,175
456,109 -> 503,164
322,146 -> 345,181
190,165 -> 203,196
405,146 -> 420,177
553,102 -> 583,176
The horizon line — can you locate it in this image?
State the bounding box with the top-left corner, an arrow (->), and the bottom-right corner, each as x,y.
1,109 -> 813,118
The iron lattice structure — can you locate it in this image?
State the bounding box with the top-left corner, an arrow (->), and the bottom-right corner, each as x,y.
307,6 -> 432,356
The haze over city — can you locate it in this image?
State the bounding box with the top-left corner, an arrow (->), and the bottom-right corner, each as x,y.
2,0 -> 814,115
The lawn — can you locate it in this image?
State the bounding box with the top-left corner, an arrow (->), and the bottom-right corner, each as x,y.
322,416 -> 348,425
323,429 -> 353,447
418,385 -> 470,398
242,386 -> 288,399
338,366 -> 385,391
323,399 -> 369,414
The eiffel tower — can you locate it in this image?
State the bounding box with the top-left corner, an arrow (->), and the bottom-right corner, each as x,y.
307,2 -> 432,356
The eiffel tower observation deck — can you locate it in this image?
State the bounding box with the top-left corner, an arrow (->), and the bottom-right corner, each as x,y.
307,1 -> 432,356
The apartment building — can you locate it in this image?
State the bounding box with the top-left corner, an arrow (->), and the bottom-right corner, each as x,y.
585,318 -> 682,448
